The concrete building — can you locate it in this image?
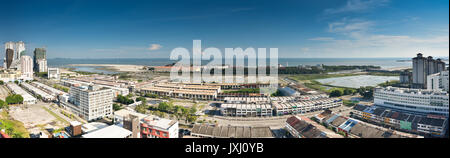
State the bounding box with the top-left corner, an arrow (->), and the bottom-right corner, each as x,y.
61,79 -> 129,97
191,124 -> 273,138
0,70 -> 22,82
399,70 -> 412,84
37,59 -> 47,73
20,82 -> 55,102
6,83 -> 37,104
140,116 -> 179,138
427,71 -> 449,92
32,81 -> 66,97
60,85 -> 113,121
47,67 -> 60,80
374,86 -> 449,116
20,55 -> 33,80
352,104 -> 448,137
285,116 -> 327,138
5,48 -> 14,69
272,98 -> 342,116
82,125 -> 132,138
221,104 -> 273,117
33,48 -> 46,73
412,53 -> 446,89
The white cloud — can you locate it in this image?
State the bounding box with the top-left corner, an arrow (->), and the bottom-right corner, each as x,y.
324,0 -> 390,14
148,44 -> 162,51
308,37 -> 335,41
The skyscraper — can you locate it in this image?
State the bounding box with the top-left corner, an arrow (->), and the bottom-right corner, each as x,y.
412,53 -> 427,89
5,48 -> 14,69
20,55 -> 34,80
412,53 -> 446,89
4,41 -> 25,70
33,48 -> 47,72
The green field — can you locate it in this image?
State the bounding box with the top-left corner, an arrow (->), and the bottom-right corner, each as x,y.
0,111 -> 30,138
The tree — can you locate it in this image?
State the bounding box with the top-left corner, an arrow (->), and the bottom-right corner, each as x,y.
5,94 -> 23,104
113,103 -> 123,111
329,90 -> 343,97
0,99 -> 7,109
136,96 -> 146,102
0,80 -> 4,85
343,89 -> 354,95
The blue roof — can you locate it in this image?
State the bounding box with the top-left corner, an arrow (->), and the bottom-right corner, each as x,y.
362,106 -> 376,114
339,119 -> 358,132
325,114 -> 340,124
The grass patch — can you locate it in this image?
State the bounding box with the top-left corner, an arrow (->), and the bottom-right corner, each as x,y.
0,111 -> 30,138
42,107 -> 69,125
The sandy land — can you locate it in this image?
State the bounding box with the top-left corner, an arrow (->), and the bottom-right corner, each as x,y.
67,64 -> 147,72
383,66 -> 411,71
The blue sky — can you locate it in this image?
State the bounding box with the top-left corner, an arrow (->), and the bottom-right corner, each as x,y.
0,0 -> 448,58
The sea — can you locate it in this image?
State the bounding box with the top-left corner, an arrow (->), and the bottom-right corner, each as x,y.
47,57 -> 448,74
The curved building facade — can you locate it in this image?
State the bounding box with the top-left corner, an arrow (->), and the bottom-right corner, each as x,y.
374,86 -> 449,116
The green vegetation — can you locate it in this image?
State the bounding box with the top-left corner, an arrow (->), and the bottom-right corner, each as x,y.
0,99 -> 7,109
0,80 -> 4,85
42,107 -> 69,125
329,90 -> 343,97
377,80 -> 401,87
5,94 -> 24,105
60,110 -> 75,120
113,103 -> 123,111
74,71 -> 99,75
222,88 -> 260,94
116,95 -> 135,105
36,72 -> 48,78
142,93 -> 159,98
271,90 -> 283,96
146,102 -> 199,123
357,86 -> 374,100
53,84 -> 69,93
343,100 -> 358,107
367,72 -> 400,76
0,111 -> 30,138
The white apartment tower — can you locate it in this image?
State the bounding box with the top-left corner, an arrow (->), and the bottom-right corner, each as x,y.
38,59 -> 48,72
20,55 -> 34,80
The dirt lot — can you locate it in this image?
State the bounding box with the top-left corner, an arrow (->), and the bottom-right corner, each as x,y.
8,103 -> 66,135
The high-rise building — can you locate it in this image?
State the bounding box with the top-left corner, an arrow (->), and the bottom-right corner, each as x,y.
37,59 -> 48,73
5,48 -> 14,69
61,85 -> 113,121
427,71 -> 449,92
20,55 -> 34,80
4,41 -> 25,70
33,48 -> 47,72
412,53 -> 445,89
436,59 -> 446,73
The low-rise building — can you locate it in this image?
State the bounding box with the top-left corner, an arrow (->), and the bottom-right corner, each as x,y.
191,124 -> 273,138
20,82 -> 55,101
81,125 -> 132,138
285,116 -> 327,138
374,86 -> 449,116
47,67 -> 60,80
140,116 -> 179,138
6,83 -> 36,104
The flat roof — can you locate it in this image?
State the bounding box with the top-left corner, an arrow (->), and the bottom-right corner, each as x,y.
82,125 -> 132,138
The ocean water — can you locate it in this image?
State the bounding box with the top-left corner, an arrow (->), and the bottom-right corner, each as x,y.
48,58 -> 417,68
